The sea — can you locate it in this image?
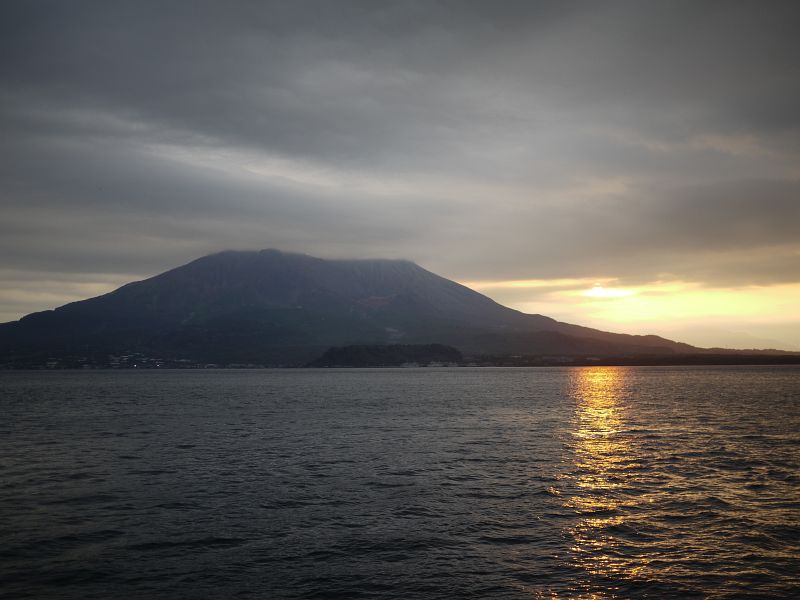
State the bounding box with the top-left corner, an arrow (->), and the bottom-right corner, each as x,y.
1,366 -> 798,599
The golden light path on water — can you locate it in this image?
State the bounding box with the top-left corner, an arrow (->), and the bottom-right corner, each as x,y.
564,367 -> 650,597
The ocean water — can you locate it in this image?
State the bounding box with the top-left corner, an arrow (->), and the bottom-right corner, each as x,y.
1,366 -> 798,599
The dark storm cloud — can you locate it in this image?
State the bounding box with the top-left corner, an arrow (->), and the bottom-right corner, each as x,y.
1,0 -> 799,320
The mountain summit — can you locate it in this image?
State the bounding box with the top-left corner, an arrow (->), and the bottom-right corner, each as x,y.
0,249 -> 700,365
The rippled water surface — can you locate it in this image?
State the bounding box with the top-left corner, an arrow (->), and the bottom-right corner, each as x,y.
1,366 -> 799,598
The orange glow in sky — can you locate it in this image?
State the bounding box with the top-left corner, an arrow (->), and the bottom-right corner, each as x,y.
463,278 -> 800,350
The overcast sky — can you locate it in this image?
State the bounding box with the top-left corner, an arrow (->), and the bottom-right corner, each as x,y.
2,1 -> 799,348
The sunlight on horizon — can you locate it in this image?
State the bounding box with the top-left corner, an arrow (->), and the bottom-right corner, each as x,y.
465,278 -> 800,349
582,286 -> 636,299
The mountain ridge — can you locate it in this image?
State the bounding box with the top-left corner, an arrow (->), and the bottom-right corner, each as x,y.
0,248 -> 786,367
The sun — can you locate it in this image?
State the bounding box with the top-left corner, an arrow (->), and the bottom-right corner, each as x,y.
582,285 -> 636,299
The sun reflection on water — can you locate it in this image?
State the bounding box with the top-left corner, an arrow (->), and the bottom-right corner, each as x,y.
565,367 -> 650,596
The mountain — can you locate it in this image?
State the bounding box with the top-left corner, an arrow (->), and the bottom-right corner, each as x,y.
0,248 -> 705,366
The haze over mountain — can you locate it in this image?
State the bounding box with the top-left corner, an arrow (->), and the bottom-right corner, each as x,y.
0,249 -> 715,366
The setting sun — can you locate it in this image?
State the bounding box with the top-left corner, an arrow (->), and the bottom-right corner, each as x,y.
582,286 -> 636,299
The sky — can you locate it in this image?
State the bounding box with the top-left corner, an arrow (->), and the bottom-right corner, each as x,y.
1,1 -> 798,349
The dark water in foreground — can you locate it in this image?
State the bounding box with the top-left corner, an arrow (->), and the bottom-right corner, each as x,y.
1,366 -> 798,599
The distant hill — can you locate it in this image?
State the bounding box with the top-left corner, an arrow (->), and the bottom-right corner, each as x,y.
0,248 -> 763,367
309,344 -> 463,367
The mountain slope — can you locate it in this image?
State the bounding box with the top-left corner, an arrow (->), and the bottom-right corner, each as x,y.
0,249 -> 701,365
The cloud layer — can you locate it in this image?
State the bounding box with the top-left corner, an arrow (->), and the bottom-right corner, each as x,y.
2,1 -> 798,345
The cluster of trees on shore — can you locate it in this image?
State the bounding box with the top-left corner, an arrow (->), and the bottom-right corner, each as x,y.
309,344 -> 463,367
